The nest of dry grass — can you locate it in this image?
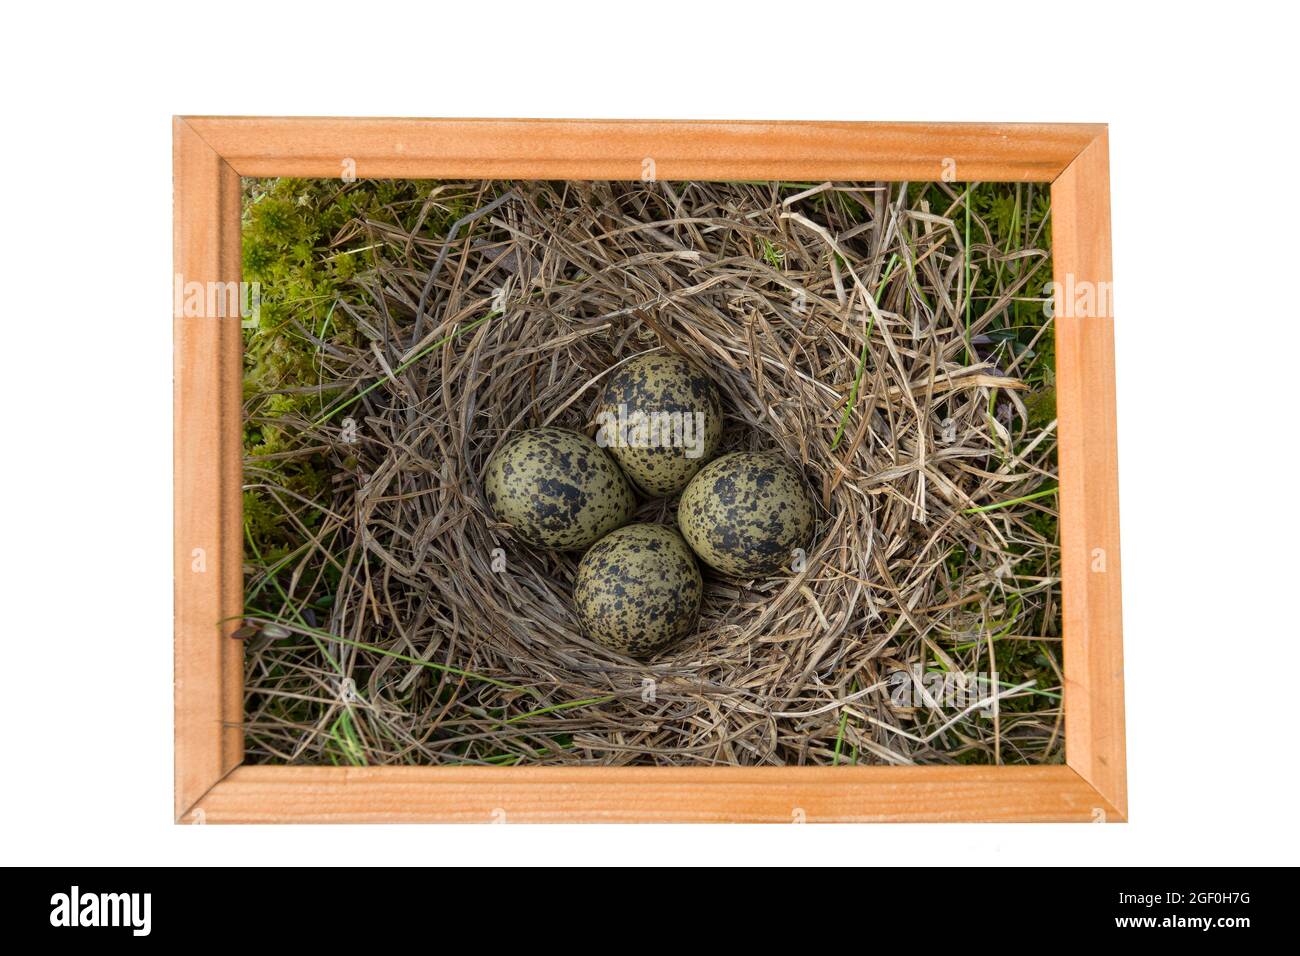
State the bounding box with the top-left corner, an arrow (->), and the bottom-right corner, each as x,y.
242,179 -> 1062,766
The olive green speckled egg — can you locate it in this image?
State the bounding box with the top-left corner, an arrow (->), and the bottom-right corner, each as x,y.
484,427 -> 634,551
574,523 -> 703,656
677,452 -> 815,577
596,353 -> 723,496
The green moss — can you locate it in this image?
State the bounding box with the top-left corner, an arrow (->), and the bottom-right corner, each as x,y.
241,177 -> 473,566
1025,385 -> 1057,430
241,177 -> 463,400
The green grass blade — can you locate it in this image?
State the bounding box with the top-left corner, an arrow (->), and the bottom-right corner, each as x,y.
962,485 -> 1058,514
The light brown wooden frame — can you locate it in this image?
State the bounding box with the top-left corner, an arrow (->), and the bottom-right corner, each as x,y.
174,118 -> 1124,823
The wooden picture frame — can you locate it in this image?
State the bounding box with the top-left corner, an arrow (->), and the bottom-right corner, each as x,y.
174,118 -> 1124,823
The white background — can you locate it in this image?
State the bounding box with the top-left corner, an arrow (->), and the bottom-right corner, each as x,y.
2,0 -> 1296,866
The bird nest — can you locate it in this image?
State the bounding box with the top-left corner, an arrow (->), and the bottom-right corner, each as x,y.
242,178 -> 1062,766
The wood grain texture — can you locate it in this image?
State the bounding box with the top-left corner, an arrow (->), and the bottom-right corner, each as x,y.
172,117 -> 1125,823
173,118 -> 244,821
194,765 -> 1117,824
182,117 -> 1104,182
1052,129 -> 1128,821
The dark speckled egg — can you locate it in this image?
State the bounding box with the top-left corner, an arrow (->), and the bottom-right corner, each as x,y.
677,452 -> 815,577
595,353 -> 723,496
484,427 -> 634,550
574,523 -> 702,656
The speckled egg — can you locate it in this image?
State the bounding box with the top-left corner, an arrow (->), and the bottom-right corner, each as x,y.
484,427 -> 634,550
595,353 -> 723,496
677,452 -> 816,577
574,523 -> 702,656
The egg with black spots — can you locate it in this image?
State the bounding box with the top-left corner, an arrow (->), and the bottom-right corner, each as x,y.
678,452 -> 815,577
574,523 -> 703,656
596,353 -> 723,496
484,427 -> 634,550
